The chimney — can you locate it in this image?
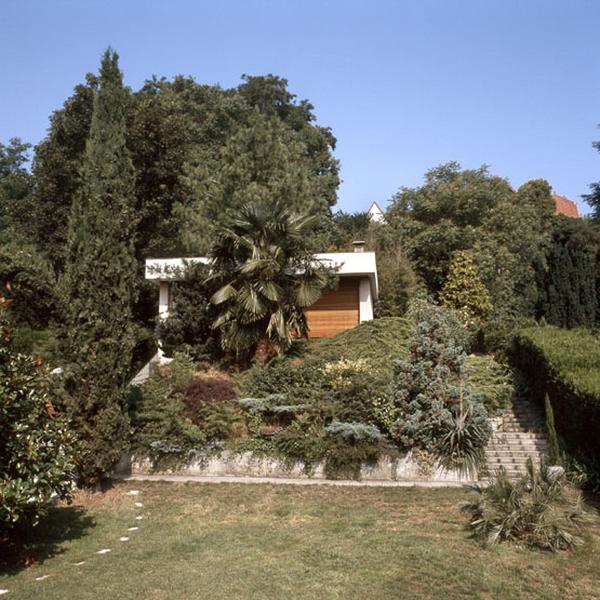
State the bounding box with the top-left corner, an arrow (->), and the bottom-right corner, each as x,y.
352,240 -> 366,253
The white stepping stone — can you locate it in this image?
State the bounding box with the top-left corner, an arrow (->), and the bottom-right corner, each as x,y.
73,561 -> 86,566
96,549 -> 111,555
0,589 -> 9,595
119,537 -> 129,542
134,502 -> 143,508
127,526 -> 139,531
135,515 -> 143,521
35,575 -> 50,581
126,490 -> 140,496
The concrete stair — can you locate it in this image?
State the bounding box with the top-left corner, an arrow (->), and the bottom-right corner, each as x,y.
484,395 -> 548,479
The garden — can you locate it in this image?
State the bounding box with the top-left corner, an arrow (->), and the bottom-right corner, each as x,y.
2,47 -> 600,596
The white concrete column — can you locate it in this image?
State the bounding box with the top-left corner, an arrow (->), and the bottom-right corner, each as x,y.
158,281 -> 171,320
359,278 -> 373,322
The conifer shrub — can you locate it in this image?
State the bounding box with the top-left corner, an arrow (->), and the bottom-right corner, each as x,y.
130,354 -> 207,467
179,376 -> 244,441
545,393 -> 560,465
463,459 -> 589,551
305,317 -> 412,374
322,421 -> 386,479
512,326 -> 600,479
391,299 -> 490,476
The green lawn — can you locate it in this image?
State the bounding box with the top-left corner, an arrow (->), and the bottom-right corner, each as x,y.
2,482 -> 599,599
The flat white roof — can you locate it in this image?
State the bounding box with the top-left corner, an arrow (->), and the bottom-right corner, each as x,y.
145,252 -> 378,299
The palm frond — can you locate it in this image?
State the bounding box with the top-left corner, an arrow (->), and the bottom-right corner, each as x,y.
211,284 -> 237,305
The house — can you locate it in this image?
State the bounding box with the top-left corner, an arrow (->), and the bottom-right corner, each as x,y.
367,201 -> 386,223
145,244 -> 378,339
552,194 -> 580,218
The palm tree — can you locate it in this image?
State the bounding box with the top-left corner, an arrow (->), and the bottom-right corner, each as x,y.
209,201 -> 331,363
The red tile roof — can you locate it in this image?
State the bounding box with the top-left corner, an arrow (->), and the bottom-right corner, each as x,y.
552,194 -> 580,218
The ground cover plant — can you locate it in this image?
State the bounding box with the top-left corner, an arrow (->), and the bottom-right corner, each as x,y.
1,481 -> 599,599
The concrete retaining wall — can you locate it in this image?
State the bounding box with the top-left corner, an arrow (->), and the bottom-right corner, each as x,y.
116,450 -> 472,483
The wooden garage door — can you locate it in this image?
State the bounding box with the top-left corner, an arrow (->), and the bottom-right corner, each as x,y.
305,278 -> 359,338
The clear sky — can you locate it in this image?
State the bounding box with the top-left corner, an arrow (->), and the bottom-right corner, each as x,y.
1,0 -> 599,214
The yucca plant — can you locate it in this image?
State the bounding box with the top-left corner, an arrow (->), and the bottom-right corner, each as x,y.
209,200 -> 333,363
463,458 -> 589,551
438,400 -> 490,479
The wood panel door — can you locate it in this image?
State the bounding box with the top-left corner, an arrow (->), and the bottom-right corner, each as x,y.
305,278 -> 359,338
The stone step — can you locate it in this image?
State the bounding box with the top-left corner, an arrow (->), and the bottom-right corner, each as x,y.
489,444 -> 548,452
500,426 -> 545,433
490,440 -> 548,447
503,414 -> 544,421
486,450 -> 543,458
492,432 -> 547,440
509,409 -> 543,417
486,458 -> 540,468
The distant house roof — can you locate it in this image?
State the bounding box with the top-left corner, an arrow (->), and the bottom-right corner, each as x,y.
552,194 -> 580,218
145,251 -> 379,300
367,201 -> 386,223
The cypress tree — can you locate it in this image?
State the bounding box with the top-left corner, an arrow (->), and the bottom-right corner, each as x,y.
544,234 -> 597,329
60,49 -> 137,484
544,393 -> 560,465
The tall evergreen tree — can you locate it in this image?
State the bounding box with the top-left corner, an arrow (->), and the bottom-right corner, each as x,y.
60,49 -> 137,484
540,216 -> 598,329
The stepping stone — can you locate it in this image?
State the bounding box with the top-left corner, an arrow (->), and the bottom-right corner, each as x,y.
134,502 -> 143,508
120,537 -> 130,542
35,575 -> 51,581
96,549 -> 111,555
135,515 -> 143,521
73,561 -> 86,566
0,589 -> 8,595
127,527 -> 139,531
126,490 -> 140,496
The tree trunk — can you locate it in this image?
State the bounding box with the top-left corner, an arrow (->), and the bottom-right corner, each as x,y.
254,336 -> 270,365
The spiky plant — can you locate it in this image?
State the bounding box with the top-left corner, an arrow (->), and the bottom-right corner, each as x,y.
209,201 -> 332,363
463,458 -> 589,551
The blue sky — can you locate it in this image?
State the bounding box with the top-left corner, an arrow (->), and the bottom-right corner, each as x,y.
1,0 -> 599,214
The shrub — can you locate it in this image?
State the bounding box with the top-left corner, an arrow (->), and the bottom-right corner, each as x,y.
511,326 -> 600,478
322,430 -> 385,479
439,250 -> 493,330
0,298 -> 77,534
305,317 -> 412,374
240,355 -> 393,477
465,355 -> 513,414
391,299 -> 490,474
130,353 -> 207,467
155,262 -> 221,363
463,459 -> 589,551
179,376 -> 244,441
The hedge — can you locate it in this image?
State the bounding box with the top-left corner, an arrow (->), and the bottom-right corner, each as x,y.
511,326 -> 600,468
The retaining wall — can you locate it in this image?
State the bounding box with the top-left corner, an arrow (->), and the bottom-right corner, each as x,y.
116,450 -> 472,483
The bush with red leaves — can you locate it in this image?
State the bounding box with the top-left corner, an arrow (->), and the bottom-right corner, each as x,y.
178,377 -> 243,441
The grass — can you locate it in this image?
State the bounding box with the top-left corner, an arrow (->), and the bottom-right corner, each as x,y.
2,481 -> 599,599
